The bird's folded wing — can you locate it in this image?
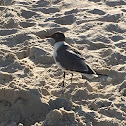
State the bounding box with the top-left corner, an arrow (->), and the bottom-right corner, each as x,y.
67,45 -> 84,59
56,45 -> 95,74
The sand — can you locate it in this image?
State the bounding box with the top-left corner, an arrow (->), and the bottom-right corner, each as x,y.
0,0 -> 126,126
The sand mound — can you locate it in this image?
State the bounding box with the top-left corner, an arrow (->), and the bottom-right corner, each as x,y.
0,87 -> 51,126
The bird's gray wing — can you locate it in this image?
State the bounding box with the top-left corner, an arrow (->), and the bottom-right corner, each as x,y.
56,44 -> 95,74
68,45 -> 83,58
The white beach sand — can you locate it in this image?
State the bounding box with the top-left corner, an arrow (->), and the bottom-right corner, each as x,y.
0,0 -> 126,126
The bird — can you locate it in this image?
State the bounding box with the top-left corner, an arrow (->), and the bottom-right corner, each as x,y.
45,32 -> 107,86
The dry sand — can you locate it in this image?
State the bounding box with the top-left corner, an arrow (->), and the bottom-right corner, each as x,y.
0,0 -> 126,126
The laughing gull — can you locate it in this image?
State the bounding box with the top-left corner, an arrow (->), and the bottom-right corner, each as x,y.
45,32 -> 105,86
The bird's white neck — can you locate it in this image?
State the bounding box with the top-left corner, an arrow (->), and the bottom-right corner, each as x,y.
54,41 -> 67,51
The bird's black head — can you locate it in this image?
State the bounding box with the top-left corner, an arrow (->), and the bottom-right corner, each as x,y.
45,32 -> 65,43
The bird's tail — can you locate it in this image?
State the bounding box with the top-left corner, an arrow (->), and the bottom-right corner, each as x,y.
82,73 -> 108,80
82,73 -> 98,80
96,72 -> 108,76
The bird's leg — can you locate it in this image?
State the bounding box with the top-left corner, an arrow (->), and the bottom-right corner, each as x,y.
62,71 -> 65,87
70,73 -> 73,83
